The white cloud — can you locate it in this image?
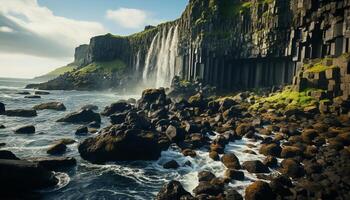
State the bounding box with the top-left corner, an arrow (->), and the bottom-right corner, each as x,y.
106,7 -> 157,29
0,26 -> 13,33
0,0 -> 107,58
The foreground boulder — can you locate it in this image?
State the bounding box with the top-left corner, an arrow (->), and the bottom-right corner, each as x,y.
156,180 -> 192,200
79,129 -> 163,163
57,109 -> 101,124
28,157 -> 76,171
242,160 -> 270,173
101,101 -> 131,116
33,102 -> 66,111
137,88 -> 167,110
14,125 -> 35,134
5,109 -> 37,117
245,181 -> 275,200
0,159 -> 58,193
221,153 -> 241,169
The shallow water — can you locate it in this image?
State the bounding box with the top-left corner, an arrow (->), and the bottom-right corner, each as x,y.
0,78 -> 275,199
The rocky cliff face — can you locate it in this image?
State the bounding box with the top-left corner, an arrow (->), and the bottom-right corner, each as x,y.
31,0 -> 350,94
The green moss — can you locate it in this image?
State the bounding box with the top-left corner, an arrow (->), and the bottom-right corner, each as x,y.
77,59 -> 126,75
47,63 -> 77,76
304,57 -> 338,73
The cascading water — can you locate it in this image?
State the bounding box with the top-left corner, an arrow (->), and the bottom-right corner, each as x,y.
142,25 -> 179,88
135,51 -> 141,77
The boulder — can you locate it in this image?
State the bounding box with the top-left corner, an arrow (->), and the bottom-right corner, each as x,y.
137,88 -> 167,110
81,104 -> 98,111
47,142 -> 67,155
259,143 -> 282,157
225,188 -> 243,200
0,159 -> 58,192
55,138 -> 76,145
33,102 -> 66,111
75,126 -> 88,135
163,160 -> 180,169
14,125 -> 35,134
263,156 -> 278,168
245,181 -> 275,200
57,109 -> 101,124
24,95 -> 41,99
198,171 -> 216,182
280,159 -> 305,178
0,102 -> 5,114
0,150 -> 20,160
34,91 -> 50,95
0,124 -> 5,129
182,149 -> 197,157
89,121 -> 100,128
209,151 -> 220,161
166,125 -> 185,143
224,169 -> 245,180
236,123 -> 255,137
221,153 -> 241,169
101,101 -> 131,116
16,91 -> 30,95
5,109 -> 37,117
110,113 -> 127,124
280,146 -> 303,158
242,160 -> 270,173
79,129 -> 162,163
156,180 -> 192,200
301,129 -> 318,144
27,157 -> 76,171
193,181 -> 222,196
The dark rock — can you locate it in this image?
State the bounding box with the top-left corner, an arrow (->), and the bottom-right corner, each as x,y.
156,180 -> 192,200
110,113 -> 126,124
75,126 -> 88,135
47,142 -> 67,155
221,153 -> 241,169
198,171 -> 216,182
0,124 -> 5,129
89,121 -> 100,128
193,181 -> 222,196
209,151 -> 220,161
55,138 -> 76,145
0,102 -> 5,114
269,176 -> 293,197
34,91 -> 50,95
5,109 -> 37,117
166,125 -> 185,143
242,160 -> 270,173
79,129 -> 162,163
263,156 -> 278,168
57,109 -> 101,124
33,102 -> 66,111
259,143 -> 282,157
24,95 -> 41,99
0,159 -> 58,192
301,129 -> 318,144
280,159 -> 305,178
0,143 -> 6,147
245,181 -> 275,200
224,169 -> 244,180
163,160 -> 180,169
137,88 -> 167,110
28,157 -> 76,171
182,149 -> 197,157
281,146 -> 303,158
16,91 -> 30,95
225,188 -> 243,200
101,101 -> 131,116
236,123 -> 255,137
14,125 -> 35,134
81,104 -> 98,111
0,150 -> 20,160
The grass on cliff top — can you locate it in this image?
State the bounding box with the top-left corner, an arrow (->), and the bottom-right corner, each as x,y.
47,63 -> 77,76
77,59 -> 126,75
250,87 -> 320,111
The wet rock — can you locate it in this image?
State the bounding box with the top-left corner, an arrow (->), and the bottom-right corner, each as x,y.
137,88 -> 167,110
242,160 -> 270,173
210,142 -> 225,154
225,188 -> 243,200
209,151 -> 220,161
75,126 -> 88,135
301,129 -> 318,144
89,121 -> 101,128
263,156 -> 278,168
0,159 -> 58,193
163,160 -> 180,169
236,123 -> 255,137
125,111 -> 151,129
198,171 -> 216,182
0,124 -> 5,129
81,104 -> 98,111
79,129 -> 162,163
28,157 -> 76,171
0,143 -> 6,147
188,93 -> 206,108
281,146 -> 303,158
0,102 -> 5,114
16,91 -> 30,95
219,98 -> 236,111
127,98 -> 136,104
14,125 -> 35,134
221,153 -> 241,169
33,102 -> 66,111
245,181 -> 275,200
5,109 -> 37,117
101,101 -> 131,116
57,109 -> 101,124
280,159 -> 305,178
259,143 -> 281,157
34,91 -> 50,95
166,125 -> 185,143
0,150 -> 20,160
193,181 -> 222,196
156,180 -> 192,200
269,176 -> 293,197
224,169 -> 244,180
55,138 -> 76,145
24,95 -> 41,99
47,142 -> 67,155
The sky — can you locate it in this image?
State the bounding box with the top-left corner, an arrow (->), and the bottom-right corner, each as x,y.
0,0 -> 188,78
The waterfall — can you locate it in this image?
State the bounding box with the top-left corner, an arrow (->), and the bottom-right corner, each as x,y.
135,50 -> 141,77
142,25 -> 179,88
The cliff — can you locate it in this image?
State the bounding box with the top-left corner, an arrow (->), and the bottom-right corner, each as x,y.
28,0 -> 350,96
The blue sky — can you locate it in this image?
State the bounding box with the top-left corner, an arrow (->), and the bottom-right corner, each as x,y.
0,0 -> 188,78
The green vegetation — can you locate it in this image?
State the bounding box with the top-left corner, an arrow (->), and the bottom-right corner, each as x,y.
46,63 -> 77,76
76,59 -> 126,75
304,57 -> 338,73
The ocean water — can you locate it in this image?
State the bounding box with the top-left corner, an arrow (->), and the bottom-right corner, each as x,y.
0,78 -> 273,199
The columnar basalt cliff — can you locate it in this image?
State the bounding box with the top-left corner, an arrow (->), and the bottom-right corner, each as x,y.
29,0 -> 350,95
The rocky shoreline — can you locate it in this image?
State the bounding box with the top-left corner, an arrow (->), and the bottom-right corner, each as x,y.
1,80 -> 350,199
